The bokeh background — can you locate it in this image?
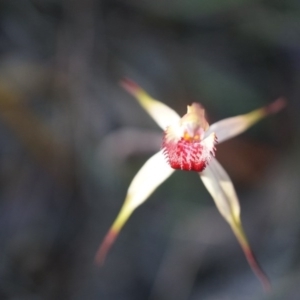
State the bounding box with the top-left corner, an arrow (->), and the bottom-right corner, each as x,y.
0,0 -> 299,299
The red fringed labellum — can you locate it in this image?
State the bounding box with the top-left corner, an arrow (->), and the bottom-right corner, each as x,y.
162,103 -> 217,172
163,132 -> 217,171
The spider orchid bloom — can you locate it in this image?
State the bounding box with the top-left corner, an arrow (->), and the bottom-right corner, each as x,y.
96,79 -> 285,290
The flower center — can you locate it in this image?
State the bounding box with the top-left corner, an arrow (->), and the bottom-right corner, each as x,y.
162,103 -> 217,172
183,132 -> 200,142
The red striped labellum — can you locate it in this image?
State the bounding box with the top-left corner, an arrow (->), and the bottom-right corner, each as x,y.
162,103 -> 217,172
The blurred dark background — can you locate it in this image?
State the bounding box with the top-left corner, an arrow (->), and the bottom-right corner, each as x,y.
0,0 -> 298,299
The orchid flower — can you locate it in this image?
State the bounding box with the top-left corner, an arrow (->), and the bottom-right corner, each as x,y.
96,79 -> 285,290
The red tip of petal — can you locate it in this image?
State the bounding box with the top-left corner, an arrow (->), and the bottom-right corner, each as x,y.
120,78 -> 141,96
95,229 -> 118,266
243,246 -> 271,292
264,97 -> 286,115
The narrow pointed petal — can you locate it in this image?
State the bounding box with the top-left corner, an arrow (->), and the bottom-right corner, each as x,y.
200,158 -> 240,223
95,150 -> 175,265
200,158 -> 270,290
120,78 -> 180,130
206,98 -> 286,144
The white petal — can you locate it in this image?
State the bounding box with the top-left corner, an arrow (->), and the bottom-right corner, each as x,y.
199,158 -> 271,290
205,98 -> 286,144
126,150 -> 175,210
121,79 -> 180,130
95,150 -> 174,264
199,158 -> 240,224
205,115 -> 259,144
